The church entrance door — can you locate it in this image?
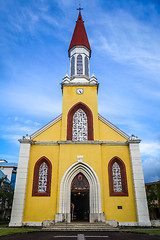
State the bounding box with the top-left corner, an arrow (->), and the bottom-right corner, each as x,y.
71,173 -> 89,222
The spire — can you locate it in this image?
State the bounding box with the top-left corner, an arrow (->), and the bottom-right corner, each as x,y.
69,11 -> 91,52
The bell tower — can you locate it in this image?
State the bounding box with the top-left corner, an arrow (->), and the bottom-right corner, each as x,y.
61,10 -> 99,141
68,10 -> 91,82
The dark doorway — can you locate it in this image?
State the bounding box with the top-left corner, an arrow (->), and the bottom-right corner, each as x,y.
71,173 -> 89,222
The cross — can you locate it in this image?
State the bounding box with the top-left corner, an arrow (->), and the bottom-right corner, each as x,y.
77,4 -> 83,13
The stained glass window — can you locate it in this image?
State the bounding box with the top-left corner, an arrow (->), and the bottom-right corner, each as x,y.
72,108 -> 88,141
38,162 -> 48,192
77,54 -> 83,75
112,162 -> 122,192
71,173 -> 89,190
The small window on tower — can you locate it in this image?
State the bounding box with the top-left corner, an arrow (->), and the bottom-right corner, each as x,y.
77,54 -> 83,75
85,56 -> 89,76
72,108 -> 88,141
71,56 -> 75,76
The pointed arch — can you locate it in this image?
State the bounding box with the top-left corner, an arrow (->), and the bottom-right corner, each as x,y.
32,156 -> 52,196
58,161 -> 102,222
108,156 -> 128,196
67,102 -> 94,140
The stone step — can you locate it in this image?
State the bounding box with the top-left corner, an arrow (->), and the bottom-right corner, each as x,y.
43,222 -> 118,231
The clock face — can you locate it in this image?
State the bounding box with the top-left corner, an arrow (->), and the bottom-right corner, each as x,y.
76,88 -> 84,95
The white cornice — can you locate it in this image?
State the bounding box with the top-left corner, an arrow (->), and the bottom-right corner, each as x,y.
98,114 -> 129,140
30,115 -> 62,139
32,140 -> 128,146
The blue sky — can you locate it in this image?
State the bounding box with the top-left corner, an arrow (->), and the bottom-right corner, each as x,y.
0,0 -> 160,183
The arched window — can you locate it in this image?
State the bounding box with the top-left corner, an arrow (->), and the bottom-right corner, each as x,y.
85,56 -> 89,76
71,56 -> 75,76
108,156 -> 128,196
72,108 -> 88,141
67,102 -> 94,141
38,162 -> 48,192
32,156 -> 52,196
71,173 -> 89,190
77,54 -> 83,75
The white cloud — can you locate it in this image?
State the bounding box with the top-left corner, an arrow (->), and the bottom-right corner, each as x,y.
14,116 -> 18,121
25,120 -> 32,124
143,157 -> 160,182
0,85 -> 62,116
140,142 -> 160,157
92,9 -> 160,75
6,125 -> 36,133
34,122 -> 40,126
2,134 -> 21,145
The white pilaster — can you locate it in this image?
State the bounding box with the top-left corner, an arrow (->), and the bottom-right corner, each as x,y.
9,138 -> 31,227
129,139 -> 151,226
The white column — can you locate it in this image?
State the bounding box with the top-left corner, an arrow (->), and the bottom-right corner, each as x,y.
129,139 -> 151,226
9,138 -> 31,227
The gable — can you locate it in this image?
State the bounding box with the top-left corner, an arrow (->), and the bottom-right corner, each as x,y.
98,114 -> 129,141
31,115 -> 62,141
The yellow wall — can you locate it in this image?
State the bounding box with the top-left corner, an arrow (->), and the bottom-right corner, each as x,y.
23,145 -> 60,222
33,119 -> 62,141
23,143 -> 137,223
61,86 -> 99,140
101,145 -> 137,222
23,84 -> 137,223
99,119 -> 127,142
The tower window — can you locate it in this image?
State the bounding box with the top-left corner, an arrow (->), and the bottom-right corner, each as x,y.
32,156 -> 52,196
71,56 -> 75,76
72,108 -> 88,141
77,54 -> 83,75
85,56 -> 89,76
67,102 -> 94,141
108,156 -> 128,196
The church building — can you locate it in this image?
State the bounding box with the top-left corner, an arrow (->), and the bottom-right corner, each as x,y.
10,11 -> 151,227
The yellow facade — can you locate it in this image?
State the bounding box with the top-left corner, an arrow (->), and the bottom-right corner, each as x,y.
23,84 -> 137,224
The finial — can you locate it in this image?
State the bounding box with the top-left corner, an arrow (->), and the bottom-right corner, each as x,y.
77,3 -> 83,13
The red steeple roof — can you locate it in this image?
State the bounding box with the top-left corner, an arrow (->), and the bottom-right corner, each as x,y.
69,12 -> 91,51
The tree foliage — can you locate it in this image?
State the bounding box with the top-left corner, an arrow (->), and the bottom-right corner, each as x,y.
146,181 -> 160,219
0,176 -> 14,219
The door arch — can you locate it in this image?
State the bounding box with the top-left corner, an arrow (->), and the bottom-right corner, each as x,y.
57,161 -> 103,223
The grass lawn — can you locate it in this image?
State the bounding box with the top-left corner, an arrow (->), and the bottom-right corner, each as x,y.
121,228 -> 160,236
0,227 -> 41,236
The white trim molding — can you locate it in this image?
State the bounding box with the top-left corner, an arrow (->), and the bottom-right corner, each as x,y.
119,222 -> 138,227
129,142 -> 151,227
55,161 -> 105,223
9,141 -> 31,227
32,140 -> 128,146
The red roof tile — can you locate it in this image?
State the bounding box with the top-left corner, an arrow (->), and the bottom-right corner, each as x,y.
69,12 -> 91,51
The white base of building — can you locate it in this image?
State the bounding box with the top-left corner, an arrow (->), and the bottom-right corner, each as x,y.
10,220 -> 152,228
55,213 -> 105,223
119,221 -> 151,227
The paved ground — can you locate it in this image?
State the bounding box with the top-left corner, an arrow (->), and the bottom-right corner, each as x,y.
0,231 -> 160,240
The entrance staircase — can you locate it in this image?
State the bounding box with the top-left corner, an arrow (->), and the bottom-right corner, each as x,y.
43,222 -> 118,231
